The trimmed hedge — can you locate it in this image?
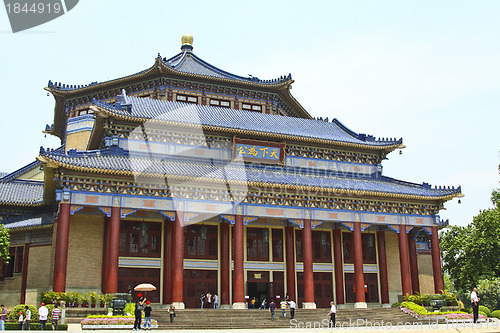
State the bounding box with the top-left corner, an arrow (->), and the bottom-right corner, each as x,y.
4,322 -> 67,330
491,310 -> 500,319
479,305 -> 491,317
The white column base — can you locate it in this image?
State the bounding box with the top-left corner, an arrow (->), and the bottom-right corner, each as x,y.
172,302 -> 185,309
220,304 -> 232,309
302,302 -> 317,309
354,302 -> 368,309
381,303 -> 391,308
232,302 -> 247,309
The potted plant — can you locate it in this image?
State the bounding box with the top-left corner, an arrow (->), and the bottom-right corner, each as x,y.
81,293 -> 90,307
89,292 -> 98,308
68,291 -> 80,308
98,292 -> 107,308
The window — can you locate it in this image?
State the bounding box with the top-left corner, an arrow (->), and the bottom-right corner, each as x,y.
342,232 -> 377,264
242,103 -> 262,112
119,221 -> 162,258
176,94 -> 198,103
295,230 -> 303,262
272,229 -> 283,262
312,231 -> 332,263
209,99 -> 231,108
246,228 -> 269,261
0,246 -> 24,279
184,225 -> 218,260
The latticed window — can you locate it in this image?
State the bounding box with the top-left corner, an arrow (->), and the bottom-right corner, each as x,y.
119,221 -> 162,258
184,225 -> 218,260
246,227 -> 269,261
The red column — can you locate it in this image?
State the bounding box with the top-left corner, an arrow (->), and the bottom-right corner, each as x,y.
376,231 -> 389,305
431,226 -> 444,294
106,207 -> 121,294
333,229 -> 344,305
172,211 -> 185,305
163,219 -> 173,304
302,219 -> 315,306
101,217 -> 110,293
220,222 -> 230,306
233,215 -> 245,306
353,222 -> 366,305
53,202 -> 70,292
285,226 -> 296,301
408,232 -> 420,294
398,226 -> 411,296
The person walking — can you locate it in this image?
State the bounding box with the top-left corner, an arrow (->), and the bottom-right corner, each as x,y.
280,299 -> 287,318
288,299 -> 296,320
143,301 -> 152,330
23,305 -> 31,330
269,300 -> 276,320
168,303 -> 176,323
213,294 -> 219,309
471,287 -> 480,323
38,303 -> 48,330
0,305 -> 6,331
51,305 -> 61,331
133,293 -> 146,331
327,301 -> 336,328
259,299 -> 267,309
18,312 -> 23,330
251,297 -> 256,309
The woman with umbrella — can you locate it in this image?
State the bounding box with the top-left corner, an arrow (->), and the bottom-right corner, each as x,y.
133,293 -> 146,331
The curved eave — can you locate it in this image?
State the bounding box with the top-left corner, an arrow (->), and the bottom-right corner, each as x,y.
37,155 -> 461,202
90,105 -> 404,152
0,201 -> 45,208
5,224 -> 53,232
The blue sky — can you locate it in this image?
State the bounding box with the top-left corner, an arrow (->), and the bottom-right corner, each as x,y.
1,1 -> 499,227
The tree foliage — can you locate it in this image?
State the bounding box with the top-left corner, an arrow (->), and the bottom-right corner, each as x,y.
0,224 -> 10,261
441,189 -> 500,292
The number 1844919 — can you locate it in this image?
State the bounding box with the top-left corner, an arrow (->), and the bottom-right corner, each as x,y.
5,2 -> 62,14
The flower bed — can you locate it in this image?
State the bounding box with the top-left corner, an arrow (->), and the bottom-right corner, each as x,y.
400,301 -> 488,321
81,316 -> 158,330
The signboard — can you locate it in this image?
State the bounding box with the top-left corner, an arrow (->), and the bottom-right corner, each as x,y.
233,137 -> 286,165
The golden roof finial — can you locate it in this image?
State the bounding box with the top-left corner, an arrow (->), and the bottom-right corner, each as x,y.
181,34 -> 193,46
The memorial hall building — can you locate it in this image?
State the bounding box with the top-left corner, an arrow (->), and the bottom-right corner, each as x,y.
0,35 -> 462,309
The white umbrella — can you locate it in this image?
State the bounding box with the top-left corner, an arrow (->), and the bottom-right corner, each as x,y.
134,283 -> 157,299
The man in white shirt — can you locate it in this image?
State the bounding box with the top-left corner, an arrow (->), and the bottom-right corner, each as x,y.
327,301 -> 336,328
38,303 -> 49,330
471,288 -> 480,323
288,300 -> 296,319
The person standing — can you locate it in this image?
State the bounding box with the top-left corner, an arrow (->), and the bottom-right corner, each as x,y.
206,292 -> 212,309
0,305 -> 6,331
133,293 -> 146,331
251,297 -> 256,309
168,303 -> 176,323
200,293 -> 205,309
280,299 -> 287,318
38,303 -> 48,330
269,300 -> 276,320
51,304 -> 61,331
143,301 -> 152,330
471,287 -> 480,323
23,305 -> 31,330
213,294 -> 219,309
288,299 -> 296,320
327,301 -> 336,328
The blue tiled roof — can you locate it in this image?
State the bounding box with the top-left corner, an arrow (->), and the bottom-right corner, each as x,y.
1,214 -> 53,230
0,180 -> 44,206
94,96 -> 402,147
39,149 -> 461,198
162,51 -> 291,85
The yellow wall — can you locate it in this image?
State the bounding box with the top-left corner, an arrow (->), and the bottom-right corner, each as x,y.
417,253 -> 434,294
65,130 -> 92,152
385,231 -> 402,303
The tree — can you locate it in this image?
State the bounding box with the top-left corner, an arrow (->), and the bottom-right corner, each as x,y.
0,224 -> 10,260
440,189 -> 500,292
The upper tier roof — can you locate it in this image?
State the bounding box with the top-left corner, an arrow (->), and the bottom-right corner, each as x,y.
37,148 -> 462,201
0,180 -> 44,207
92,95 -> 403,150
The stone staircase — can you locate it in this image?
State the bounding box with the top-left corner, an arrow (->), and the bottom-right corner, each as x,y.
153,308 -> 434,330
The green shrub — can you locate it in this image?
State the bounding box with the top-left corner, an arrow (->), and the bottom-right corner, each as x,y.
479,305 -> 491,317
400,301 -> 428,316
391,302 -> 401,308
490,310 -> 500,319
123,302 -> 135,315
478,278 -> 500,312
479,310 -> 487,317
4,322 -> 67,330
7,304 -> 39,323
41,291 -> 66,304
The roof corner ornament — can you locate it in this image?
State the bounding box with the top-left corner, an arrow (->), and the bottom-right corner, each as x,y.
181,34 -> 194,52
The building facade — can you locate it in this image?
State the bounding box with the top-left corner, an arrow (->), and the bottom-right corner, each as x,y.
0,35 -> 462,309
